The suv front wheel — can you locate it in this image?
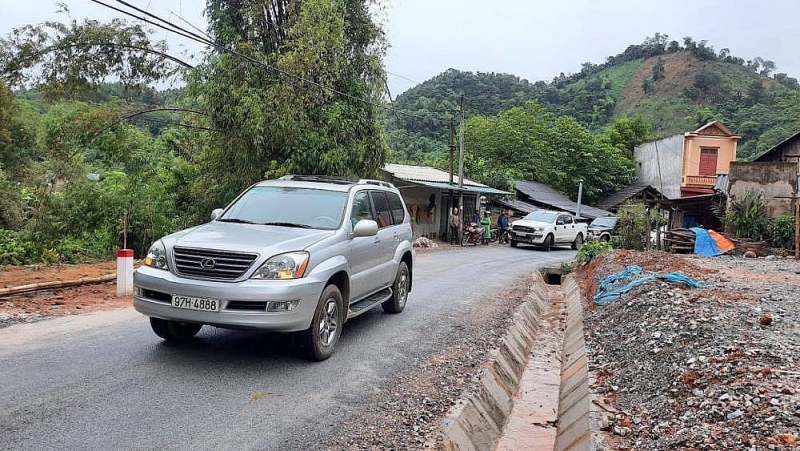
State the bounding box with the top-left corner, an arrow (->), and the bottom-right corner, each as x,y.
382,261 -> 410,314
298,284 -> 344,361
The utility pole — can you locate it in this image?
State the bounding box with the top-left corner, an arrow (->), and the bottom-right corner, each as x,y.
459,95 -> 465,223
448,119 -> 456,242
576,179 -> 584,218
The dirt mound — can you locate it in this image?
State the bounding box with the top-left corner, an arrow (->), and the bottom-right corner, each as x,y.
577,251 -> 800,450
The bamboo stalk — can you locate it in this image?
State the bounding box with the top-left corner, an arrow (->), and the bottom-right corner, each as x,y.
0,274 -> 117,298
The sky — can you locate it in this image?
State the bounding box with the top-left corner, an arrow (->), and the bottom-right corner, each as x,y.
3,0 -> 800,96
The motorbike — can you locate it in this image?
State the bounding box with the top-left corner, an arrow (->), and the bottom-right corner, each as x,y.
461,222 -> 486,246
497,227 -> 511,244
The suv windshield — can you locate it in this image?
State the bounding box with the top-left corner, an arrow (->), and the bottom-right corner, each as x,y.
523,211 -> 557,223
219,186 -> 348,230
590,217 -> 618,228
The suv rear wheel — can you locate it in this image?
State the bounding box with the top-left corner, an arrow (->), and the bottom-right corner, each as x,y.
150,318 -> 203,341
382,262 -> 409,314
298,284 -> 343,361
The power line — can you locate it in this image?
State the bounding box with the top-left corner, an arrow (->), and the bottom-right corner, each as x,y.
92,0 -> 450,124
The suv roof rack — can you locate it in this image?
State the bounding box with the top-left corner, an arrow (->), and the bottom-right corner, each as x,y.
278,174 -> 355,185
357,179 -> 395,188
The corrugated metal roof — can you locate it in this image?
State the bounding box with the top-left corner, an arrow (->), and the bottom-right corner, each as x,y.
404,180 -> 511,195
595,184 -> 665,211
713,174 -> 729,193
514,180 -> 613,219
382,163 -> 487,187
492,198 -> 540,214
752,130 -> 800,162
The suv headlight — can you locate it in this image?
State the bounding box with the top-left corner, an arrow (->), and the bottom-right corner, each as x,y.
251,252 -> 309,280
534,226 -> 544,232
144,241 -> 168,270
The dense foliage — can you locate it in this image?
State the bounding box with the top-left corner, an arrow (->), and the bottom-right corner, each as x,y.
386,34 -> 800,164
463,102 -> 635,204
0,1 -> 389,264
614,202 -> 668,251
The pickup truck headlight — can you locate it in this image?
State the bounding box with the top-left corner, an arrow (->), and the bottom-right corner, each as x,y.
534,226 -> 544,232
251,252 -> 309,280
143,241 -> 168,270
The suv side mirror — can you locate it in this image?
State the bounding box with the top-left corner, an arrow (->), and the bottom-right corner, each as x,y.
556,219 -> 564,225
211,208 -> 224,221
353,219 -> 378,238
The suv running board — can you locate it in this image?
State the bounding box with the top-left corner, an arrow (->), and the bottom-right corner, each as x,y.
347,288 -> 392,319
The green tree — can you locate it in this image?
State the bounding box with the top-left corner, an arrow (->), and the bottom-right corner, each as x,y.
188,0 -> 388,214
464,101 -> 634,204
652,57 -> 665,81
605,116 -> 651,155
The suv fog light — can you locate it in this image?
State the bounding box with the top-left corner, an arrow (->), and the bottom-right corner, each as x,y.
266,300 -> 300,312
134,287 -> 143,297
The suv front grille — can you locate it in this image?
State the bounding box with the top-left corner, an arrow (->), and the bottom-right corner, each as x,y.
513,225 -> 535,233
173,246 -> 258,280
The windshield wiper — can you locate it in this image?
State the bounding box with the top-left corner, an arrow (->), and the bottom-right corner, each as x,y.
217,218 -> 259,224
261,222 -> 312,228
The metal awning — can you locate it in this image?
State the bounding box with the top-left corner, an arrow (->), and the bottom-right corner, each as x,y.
400,180 -> 512,195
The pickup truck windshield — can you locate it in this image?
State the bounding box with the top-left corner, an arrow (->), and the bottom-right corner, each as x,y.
523,211 -> 558,223
220,186 -> 347,230
590,217 -> 617,228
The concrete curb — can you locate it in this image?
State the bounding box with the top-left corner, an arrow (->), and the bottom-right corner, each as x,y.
429,271 -> 548,451
554,275 -> 595,451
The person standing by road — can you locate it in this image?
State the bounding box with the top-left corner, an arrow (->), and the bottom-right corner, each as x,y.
480,210 -> 492,245
497,210 -> 510,243
472,209 -> 481,224
448,207 -> 461,245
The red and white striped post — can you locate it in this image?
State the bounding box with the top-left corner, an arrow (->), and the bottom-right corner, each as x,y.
116,249 -> 134,296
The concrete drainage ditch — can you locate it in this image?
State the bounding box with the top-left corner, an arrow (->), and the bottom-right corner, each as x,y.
429,268 -> 595,451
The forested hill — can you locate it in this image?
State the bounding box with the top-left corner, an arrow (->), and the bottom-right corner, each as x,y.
387,36 -> 800,163
385,70 -> 540,164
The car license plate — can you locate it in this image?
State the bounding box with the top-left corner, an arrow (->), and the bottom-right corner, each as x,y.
515,232 -> 529,237
172,295 -> 220,312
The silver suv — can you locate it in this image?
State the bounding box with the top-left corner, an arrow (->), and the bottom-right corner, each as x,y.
133,176 -> 414,360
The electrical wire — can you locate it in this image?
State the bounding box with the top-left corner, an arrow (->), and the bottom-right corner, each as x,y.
91,0 -> 450,124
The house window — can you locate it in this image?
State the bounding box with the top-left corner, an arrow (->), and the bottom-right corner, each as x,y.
699,148 -> 718,177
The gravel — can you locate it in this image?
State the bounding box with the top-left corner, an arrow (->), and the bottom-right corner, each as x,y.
323,273 -> 537,450
578,251 -> 800,450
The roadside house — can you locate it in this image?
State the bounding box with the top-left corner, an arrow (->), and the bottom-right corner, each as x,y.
595,184 -> 667,213
509,180 -> 613,220
381,163 -> 511,240
634,121 -> 740,199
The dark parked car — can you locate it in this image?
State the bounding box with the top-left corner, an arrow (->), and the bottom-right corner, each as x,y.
586,216 -> 618,242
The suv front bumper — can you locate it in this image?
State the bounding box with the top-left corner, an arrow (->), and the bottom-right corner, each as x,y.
133,266 -> 326,332
511,230 -> 545,244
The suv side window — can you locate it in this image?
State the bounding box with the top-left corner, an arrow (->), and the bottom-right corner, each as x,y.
562,215 -> 573,225
386,192 -> 406,224
370,191 -> 393,228
350,191 -> 374,228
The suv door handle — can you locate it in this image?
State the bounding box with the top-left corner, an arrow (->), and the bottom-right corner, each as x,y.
373,238 -> 381,245
393,232 -> 399,241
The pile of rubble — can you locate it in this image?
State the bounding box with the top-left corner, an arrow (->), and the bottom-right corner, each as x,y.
577,251 -> 800,450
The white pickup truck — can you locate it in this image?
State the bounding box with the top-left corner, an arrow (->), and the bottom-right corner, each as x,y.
509,210 -> 588,251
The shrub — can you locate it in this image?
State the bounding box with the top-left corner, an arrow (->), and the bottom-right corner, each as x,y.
0,229 -> 35,265
615,202 -> 667,250
767,215 -> 795,249
725,190 -> 768,240
576,240 -> 613,265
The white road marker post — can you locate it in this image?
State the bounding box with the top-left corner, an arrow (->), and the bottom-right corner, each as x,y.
116,249 -> 134,296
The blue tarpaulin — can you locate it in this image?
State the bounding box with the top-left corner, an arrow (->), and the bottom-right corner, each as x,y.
690,227 -> 724,257
594,266 -> 705,305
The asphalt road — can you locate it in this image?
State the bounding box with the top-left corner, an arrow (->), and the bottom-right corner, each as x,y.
0,244 -> 575,451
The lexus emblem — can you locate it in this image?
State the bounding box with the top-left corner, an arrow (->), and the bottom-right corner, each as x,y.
200,258 -> 216,269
